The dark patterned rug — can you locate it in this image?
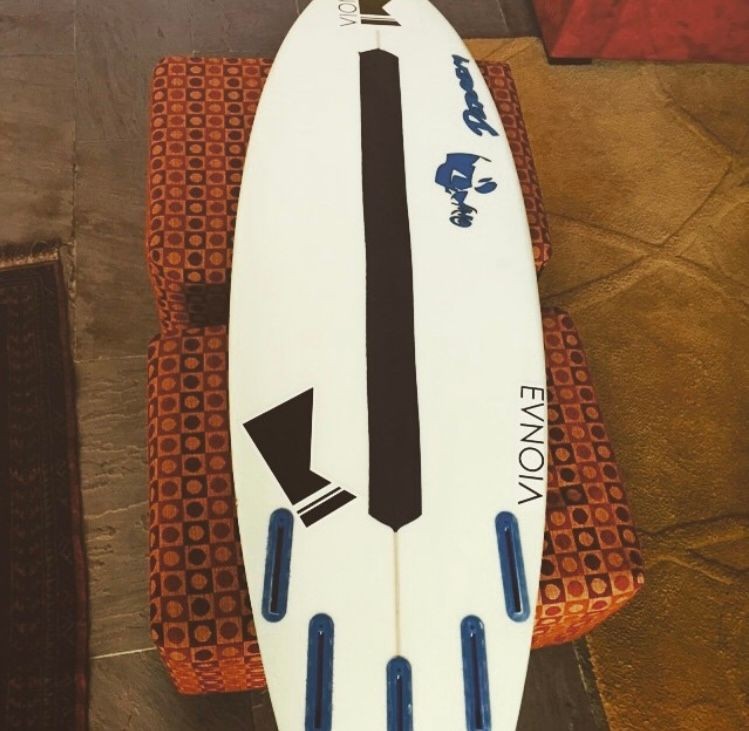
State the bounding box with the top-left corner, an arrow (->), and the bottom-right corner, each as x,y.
0,247 -> 88,730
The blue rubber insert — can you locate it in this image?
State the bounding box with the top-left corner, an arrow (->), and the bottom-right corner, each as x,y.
461,616 -> 491,730
305,614 -> 334,731
495,511 -> 531,622
387,657 -> 413,731
261,509 -> 294,622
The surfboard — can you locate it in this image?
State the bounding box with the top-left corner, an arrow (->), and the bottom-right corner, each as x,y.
228,1 -> 548,728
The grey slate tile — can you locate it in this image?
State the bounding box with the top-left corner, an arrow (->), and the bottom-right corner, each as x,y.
75,0 -> 192,142
431,0 -> 510,37
519,643 -> 608,730
189,0 -> 297,57
0,55 -> 74,245
78,356 -> 150,655
0,0 -> 74,55
251,691 -> 278,730
74,140 -> 157,360
90,650 -> 257,730
500,0 -> 540,38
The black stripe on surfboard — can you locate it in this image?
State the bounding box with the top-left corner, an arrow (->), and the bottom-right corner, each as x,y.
360,49 -> 422,531
301,490 -> 356,527
360,17 -> 399,26
298,487 -> 343,516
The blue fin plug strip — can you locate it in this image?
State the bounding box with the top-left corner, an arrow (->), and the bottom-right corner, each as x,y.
305,614 -> 334,731
495,511 -> 531,622
461,616 -> 491,730
387,656 -> 413,731
261,509 -> 294,622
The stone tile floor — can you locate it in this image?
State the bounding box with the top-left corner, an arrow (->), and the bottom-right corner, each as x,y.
470,37 -> 748,731
6,1 -> 747,729
1,2 -> 607,729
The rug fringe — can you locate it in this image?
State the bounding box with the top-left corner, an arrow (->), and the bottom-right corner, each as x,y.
0,240 -> 61,270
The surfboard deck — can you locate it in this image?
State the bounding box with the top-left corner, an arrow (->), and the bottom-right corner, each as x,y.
228,1 -> 548,729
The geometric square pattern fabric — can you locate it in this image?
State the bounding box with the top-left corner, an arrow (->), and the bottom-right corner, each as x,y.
535,308 -> 644,645
146,311 -> 643,693
147,327 -> 265,693
145,57 -> 641,694
145,57 -> 551,332
146,58 -> 272,331
478,60 -> 552,274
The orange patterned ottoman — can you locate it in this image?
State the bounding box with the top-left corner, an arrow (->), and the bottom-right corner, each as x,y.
145,57 -> 643,693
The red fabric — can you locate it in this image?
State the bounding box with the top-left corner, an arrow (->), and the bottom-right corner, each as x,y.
533,0 -> 749,63
147,327 -> 266,693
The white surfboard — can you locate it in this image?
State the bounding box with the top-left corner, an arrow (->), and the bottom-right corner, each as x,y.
229,1 -> 548,729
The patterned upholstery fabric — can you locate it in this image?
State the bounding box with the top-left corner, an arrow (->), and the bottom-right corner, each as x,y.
145,58 -> 551,333
147,327 -> 265,693
146,57 -> 642,694
536,309 -> 644,643
147,58 -> 273,331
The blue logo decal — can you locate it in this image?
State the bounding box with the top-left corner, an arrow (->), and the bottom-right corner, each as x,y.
452,55 -> 499,138
435,153 -> 497,228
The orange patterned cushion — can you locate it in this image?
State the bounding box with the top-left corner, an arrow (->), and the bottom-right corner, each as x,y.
477,60 -> 551,271
147,327 -> 265,693
145,57 -> 551,332
536,308 -> 644,643
145,57 -> 641,694
146,58 -> 272,331
146,311 -> 642,693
